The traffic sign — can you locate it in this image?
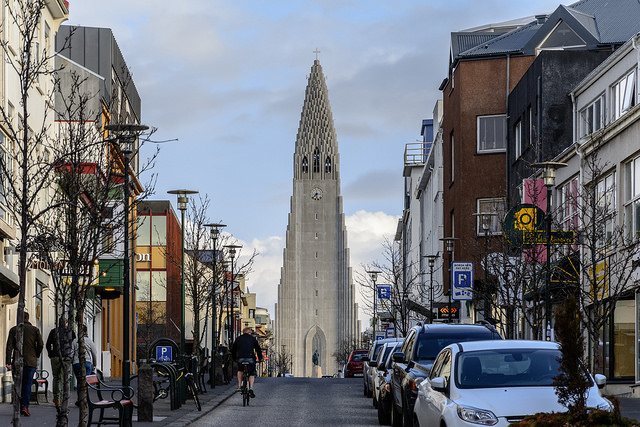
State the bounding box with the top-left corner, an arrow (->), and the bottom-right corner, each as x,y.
377,284 -> 391,299
452,262 -> 473,301
156,345 -> 173,362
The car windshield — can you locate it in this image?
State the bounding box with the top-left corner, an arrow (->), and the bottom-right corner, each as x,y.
416,333 -> 495,360
455,349 -> 561,388
351,352 -> 368,361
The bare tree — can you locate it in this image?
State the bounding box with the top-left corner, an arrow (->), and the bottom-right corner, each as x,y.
571,146 -> 640,374
359,237 -> 419,338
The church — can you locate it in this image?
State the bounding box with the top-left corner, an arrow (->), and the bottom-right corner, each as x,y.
274,57 -> 359,377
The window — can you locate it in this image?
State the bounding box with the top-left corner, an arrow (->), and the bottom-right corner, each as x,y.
103,224 -> 114,253
625,156 -> 640,239
477,115 -> 506,152
595,172 -> 616,249
612,70 -> 636,121
514,120 -> 522,159
450,132 -> 454,182
579,94 -> 604,138
560,177 -> 579,232
325,157 -> 331,174
476,198 -> 505,235
302,156 -> 308,174
528,106 -> 533,145
0,133 -> 11,223
313,148 -> 320,173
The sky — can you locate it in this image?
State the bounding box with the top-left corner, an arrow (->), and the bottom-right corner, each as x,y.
65,0 -> 565,328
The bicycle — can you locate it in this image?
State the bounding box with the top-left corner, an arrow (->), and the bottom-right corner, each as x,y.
181,368 -> 202,411
238,358 -> 254,407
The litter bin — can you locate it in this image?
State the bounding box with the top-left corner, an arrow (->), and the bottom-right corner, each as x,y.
2,374 -> 13,403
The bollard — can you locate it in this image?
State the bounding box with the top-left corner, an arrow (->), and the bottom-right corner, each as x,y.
2,374 -> 13,403
138,363 -> 153,422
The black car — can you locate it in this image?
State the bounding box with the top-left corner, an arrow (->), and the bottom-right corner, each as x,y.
389,322 -> 501,427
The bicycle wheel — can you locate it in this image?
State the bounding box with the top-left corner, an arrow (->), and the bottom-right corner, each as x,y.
242,372 -> 250,406
186,376 -> 202,411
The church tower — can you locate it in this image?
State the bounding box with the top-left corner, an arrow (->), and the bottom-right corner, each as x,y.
275,58 -> 359,377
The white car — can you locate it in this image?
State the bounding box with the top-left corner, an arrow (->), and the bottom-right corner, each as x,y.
413,340 -> 612,427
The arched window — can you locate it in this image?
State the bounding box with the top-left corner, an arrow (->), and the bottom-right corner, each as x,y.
313,148 -> 320,173
302,156 -> 308,174
325,157 -> 332,173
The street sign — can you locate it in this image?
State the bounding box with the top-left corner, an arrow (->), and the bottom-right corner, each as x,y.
504,204 -> 545,247
377,284 -> 391,299
385,327 -> 395,338
522,230 -> 575,245
436,302 -> 460,320
375,332 -> 386,340
452,262 -> 473,301
156,345 -> 173,362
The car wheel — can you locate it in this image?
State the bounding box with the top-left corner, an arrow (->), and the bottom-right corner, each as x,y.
412,414 -> 421,427
373,394 -> 378,408
364,382 -> 368,396
391,402 -> 403,427
378,399 -> 391,425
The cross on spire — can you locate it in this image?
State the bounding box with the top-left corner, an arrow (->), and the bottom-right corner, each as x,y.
313,48 -> 321,60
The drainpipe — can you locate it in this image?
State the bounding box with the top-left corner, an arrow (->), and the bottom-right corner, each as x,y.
505,54 -> 511,208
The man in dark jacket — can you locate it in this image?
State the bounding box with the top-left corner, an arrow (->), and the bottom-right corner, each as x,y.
231,327 -> 263,397
6,311 -> 44,416
46,320 -> 74,408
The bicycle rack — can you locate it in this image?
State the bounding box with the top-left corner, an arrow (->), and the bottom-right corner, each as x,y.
150,362 -> 181,410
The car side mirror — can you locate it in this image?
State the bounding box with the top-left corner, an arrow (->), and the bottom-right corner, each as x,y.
594,374 -> 607,389
393,352 -> 405,363
430,377 -> 447,393
369,361 -> 377,368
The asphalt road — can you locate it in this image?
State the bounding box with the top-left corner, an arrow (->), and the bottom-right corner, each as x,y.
191,377 -> 379,426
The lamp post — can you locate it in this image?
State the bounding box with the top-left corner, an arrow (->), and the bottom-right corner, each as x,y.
168,189 -> 199,355
531,162 -> 566,341
425,255 -> 439,324
224,244 -> 242,344
474,212 -> 497,323
204,223 -> 225,388
440,237 -> 459,323
366,270 -> 382,342
105,123 -> 148,388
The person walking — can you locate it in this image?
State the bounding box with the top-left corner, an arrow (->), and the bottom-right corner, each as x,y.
5,311 -> 44,417
72,324 -> 98,405
46,320 -> 75,408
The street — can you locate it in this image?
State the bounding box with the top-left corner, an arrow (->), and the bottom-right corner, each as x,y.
192,377 -> 378,426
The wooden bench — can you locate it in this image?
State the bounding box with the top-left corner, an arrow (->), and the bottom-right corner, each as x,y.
85,374 -> 134,427
31,369 -> 49,404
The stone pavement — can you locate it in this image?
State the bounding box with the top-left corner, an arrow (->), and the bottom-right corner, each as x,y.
0,379 -> 237,426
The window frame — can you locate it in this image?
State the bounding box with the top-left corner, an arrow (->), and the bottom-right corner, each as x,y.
611,69 -> 637,121
477,114 -> 507,153
476,198 -> 505,236
579,94 -> 605,138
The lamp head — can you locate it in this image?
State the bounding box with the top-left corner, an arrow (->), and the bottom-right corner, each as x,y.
425,254 -> 438,268
168,189 -> 199,211
204,223 -> 226,240
530,162 -> 567,187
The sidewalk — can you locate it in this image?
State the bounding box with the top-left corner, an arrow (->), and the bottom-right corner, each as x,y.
0,379 -> 237,426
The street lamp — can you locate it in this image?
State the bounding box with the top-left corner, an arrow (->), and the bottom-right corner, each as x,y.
204,223 -> 225,388
168,189 -> 199,355
366,270 -> 382,342
105,123 -> 148,388
224,244 -> 242,344
424,255 -> 439,324
531,161 -> 566,341
474,212 -> 497,323
440,237 -> 459,323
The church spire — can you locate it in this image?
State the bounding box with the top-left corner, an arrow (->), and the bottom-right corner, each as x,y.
294,59 -> 339,181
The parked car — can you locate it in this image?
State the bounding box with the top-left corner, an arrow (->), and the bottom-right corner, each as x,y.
364,337 -> 404,397
390,322 -> 501,427
374,341 -> 402,425
344,349 -> 369,377
413,340 -> 612,427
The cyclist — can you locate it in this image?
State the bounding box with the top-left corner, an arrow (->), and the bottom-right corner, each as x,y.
231,327 -> 263,398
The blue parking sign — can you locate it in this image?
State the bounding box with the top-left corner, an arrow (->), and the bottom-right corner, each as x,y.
452,262 -> 473,301
377,285 -> 391,299
156,345 -> 173,362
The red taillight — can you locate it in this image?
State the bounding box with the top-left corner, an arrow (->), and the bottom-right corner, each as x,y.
385,384 -> 390,392
410,379 -> 419,391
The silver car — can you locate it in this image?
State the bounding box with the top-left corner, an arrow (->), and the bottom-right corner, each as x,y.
413,340 -> 612,427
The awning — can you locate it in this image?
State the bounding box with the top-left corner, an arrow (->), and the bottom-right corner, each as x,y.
524,252 -> 580,300
96,259 -> 123,299
0,262 -> 19,298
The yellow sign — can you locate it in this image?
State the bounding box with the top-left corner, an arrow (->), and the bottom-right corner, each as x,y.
589,260 -> 608,300
514,207 -> 542,231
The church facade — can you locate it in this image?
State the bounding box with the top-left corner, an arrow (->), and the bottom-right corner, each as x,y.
275,59 -> 359,377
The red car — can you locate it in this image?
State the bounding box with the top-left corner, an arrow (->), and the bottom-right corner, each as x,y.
344,349 -> 368,377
